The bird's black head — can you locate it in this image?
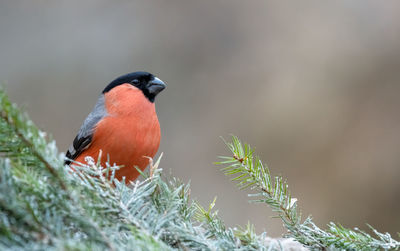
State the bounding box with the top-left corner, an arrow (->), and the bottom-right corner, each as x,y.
103,71 -> 166,102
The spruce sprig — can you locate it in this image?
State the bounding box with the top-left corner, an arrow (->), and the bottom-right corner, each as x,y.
217,135 -> 400,250
0,89 -> 66,190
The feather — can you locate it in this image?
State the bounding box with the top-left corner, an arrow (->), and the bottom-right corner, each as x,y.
65,95 -> 107,165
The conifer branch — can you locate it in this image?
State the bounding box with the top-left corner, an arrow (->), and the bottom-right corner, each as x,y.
0,89 -> 67,190
217,135 -> 400,250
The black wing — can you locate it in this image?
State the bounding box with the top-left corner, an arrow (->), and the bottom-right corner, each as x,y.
64,135 -> 93,165
64,95 -> 107,165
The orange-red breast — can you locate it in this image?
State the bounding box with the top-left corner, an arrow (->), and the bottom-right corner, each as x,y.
65,71 -> 166,182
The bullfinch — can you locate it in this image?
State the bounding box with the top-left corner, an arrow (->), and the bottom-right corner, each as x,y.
65,71 -> 166,182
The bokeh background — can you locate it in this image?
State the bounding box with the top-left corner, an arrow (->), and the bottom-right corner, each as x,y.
1,1 -> 399,237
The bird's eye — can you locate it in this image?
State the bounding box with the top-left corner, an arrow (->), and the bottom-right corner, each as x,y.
131,79 -> 140,85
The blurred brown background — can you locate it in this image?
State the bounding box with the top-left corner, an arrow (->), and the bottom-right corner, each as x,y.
1,1 -> 399,237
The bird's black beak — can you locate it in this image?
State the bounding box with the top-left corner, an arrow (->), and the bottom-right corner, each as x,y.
147,77 -> 166,96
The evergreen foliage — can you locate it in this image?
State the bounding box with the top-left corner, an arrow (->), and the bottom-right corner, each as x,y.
0,88 -> 398,250
216,135 -> 400,250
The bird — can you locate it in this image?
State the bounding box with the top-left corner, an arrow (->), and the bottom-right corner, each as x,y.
65,71 -> 166,182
